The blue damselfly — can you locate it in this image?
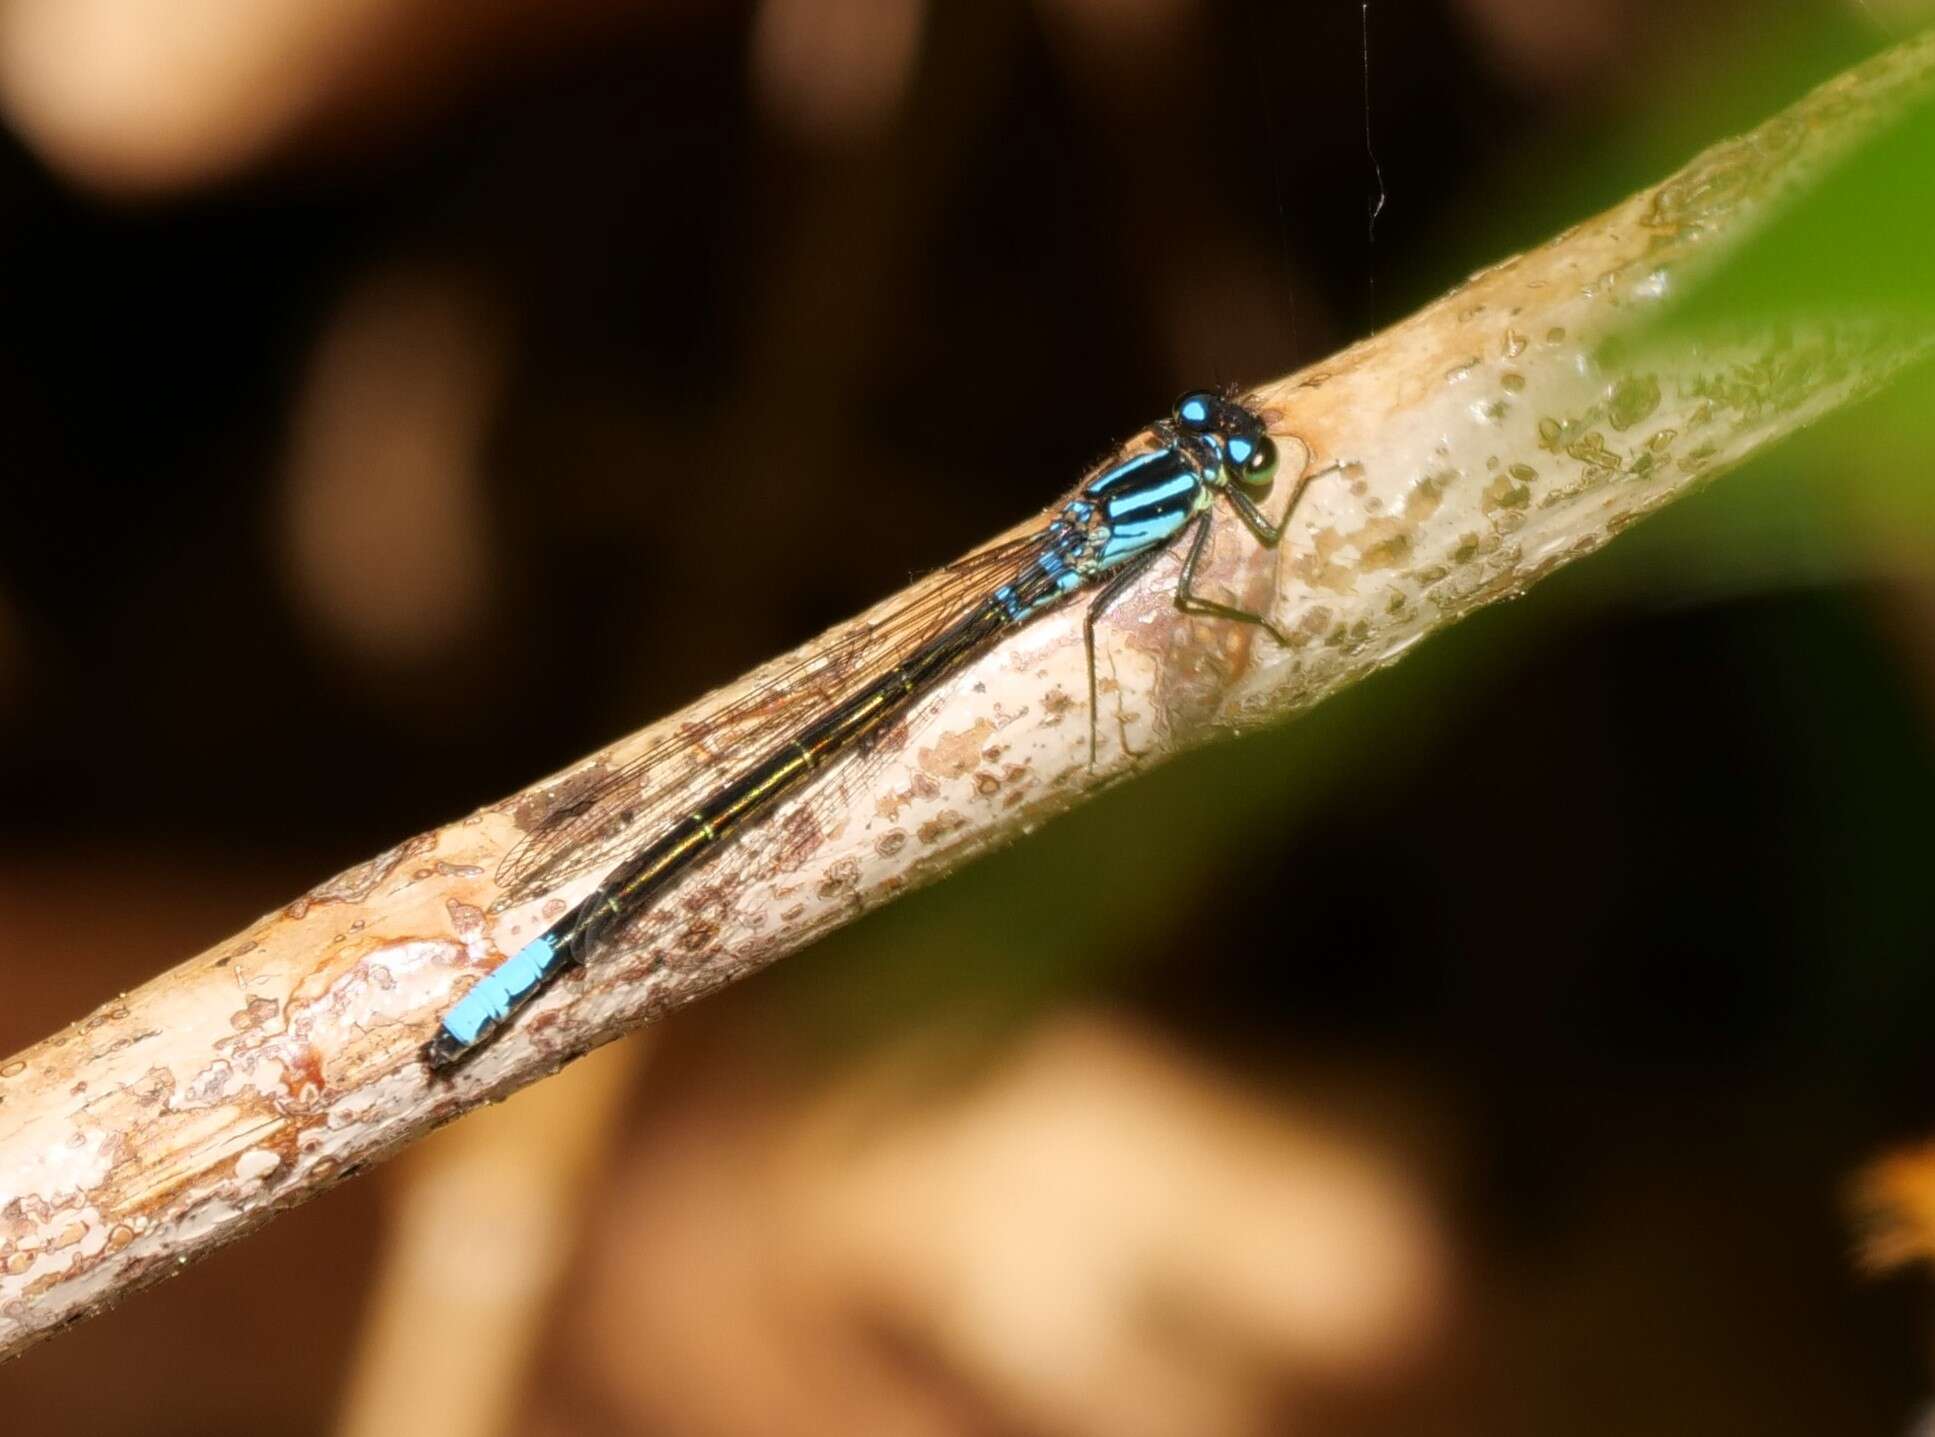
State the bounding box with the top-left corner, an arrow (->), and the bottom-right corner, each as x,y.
426,390 -> 1323,1069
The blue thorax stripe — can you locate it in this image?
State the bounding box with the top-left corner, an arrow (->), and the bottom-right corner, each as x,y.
1102,469 -> 1195,521
1085,447 -> 1181,499
1081,443 -> 1203,569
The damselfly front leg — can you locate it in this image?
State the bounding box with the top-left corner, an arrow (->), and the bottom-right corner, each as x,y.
1221,459 -> 1344,548
1170,459 -> 1344,644
1169,510 -> 1292,644
1078,441 -> 1341,762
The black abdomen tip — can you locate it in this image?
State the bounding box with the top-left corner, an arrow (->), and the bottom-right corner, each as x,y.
422,1029 -> 468,1072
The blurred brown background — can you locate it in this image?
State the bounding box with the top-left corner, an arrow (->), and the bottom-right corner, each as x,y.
4,1 -> 1935,1434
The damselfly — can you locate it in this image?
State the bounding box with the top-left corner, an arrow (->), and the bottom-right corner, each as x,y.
426,389 -> 1325,1069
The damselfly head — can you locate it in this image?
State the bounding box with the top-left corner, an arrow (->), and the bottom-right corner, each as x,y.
1169,389 -> 1277,488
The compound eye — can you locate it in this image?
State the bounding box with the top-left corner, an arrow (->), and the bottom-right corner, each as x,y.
1238,435 -> 1278,487
1172,390 -> 1218,432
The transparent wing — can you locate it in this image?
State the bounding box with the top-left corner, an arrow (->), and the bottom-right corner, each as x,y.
620,629 -> 1033,956
495,527 -> 1057,906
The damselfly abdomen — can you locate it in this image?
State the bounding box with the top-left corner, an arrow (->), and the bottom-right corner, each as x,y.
425,390 -> 1323,1069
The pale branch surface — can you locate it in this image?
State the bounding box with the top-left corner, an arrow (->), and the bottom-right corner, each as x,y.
5,32 -> 1935,1360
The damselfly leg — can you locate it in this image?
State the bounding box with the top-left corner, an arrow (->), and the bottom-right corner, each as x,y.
1170,508 -> 1289,642
1081,450 -> 1342,763
1082,543 -> 1169,765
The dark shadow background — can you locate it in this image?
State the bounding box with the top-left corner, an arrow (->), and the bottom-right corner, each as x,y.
2,0 -> 1933,1432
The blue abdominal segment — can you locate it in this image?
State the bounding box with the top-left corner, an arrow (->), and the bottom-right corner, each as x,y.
439,932 -> 562,1048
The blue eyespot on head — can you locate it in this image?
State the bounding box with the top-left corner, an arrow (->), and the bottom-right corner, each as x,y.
1224,432 -> 1257,469
1172,390 -> 1218,432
